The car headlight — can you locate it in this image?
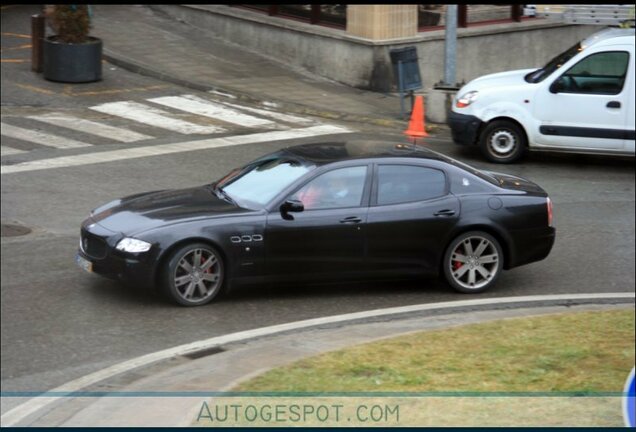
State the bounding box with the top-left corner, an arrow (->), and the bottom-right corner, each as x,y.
116,237 -> 152,253
456,91 -> 478,108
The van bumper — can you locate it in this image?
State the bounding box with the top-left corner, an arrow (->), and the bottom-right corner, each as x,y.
448,111 -> 483,146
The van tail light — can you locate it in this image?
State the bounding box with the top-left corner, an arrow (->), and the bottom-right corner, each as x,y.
546,197 -> 553,227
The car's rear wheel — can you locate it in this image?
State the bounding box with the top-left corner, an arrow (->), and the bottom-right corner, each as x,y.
443,231 -> 503,293
479,120 -> 526,163
162,243 -> 224,306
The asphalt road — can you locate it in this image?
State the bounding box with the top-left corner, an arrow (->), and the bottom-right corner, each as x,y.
1,3 -> 634,398
2,126 -> 634,394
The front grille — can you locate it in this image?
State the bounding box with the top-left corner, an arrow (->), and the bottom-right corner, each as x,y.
81,230 -> 108,259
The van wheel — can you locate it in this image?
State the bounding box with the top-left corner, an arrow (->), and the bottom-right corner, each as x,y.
479,120 -> 526,163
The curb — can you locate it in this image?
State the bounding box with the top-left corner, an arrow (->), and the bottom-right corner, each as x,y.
2,293 -> 634,426
101,49 -> 444,132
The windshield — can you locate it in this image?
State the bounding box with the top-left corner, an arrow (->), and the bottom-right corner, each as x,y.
215,152 -> 314,209
525,42 -> 583,83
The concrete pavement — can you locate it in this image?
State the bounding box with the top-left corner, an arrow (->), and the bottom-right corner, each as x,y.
89,5 -> 417,129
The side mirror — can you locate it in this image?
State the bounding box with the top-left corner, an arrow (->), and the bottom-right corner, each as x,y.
280,199 -> 304,220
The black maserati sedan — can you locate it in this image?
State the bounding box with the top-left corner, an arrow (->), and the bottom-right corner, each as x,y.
77,141 -> 555,306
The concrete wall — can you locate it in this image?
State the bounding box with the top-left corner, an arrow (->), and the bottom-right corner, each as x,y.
152,5 -> 599,92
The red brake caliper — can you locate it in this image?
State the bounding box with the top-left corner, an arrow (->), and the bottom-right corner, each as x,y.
202,255 -> 211,273
453,247 -> 463,270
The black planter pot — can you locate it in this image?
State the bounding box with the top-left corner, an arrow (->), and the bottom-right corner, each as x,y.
43,36 -> 102,83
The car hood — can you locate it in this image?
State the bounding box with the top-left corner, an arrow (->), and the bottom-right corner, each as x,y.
90,186 -> 250,235
462,68 -> 536,92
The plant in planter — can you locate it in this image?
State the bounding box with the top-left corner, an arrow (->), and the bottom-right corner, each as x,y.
43,5 -> 102,83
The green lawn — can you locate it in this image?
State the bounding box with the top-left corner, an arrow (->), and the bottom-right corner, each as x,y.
235,308 -> 635,392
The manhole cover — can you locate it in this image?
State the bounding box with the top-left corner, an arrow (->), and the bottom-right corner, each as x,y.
1,224 -> 32,237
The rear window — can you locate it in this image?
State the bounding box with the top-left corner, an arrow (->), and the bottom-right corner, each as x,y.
377,165 -> 446,205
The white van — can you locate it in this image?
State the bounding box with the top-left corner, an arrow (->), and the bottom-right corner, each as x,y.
448,28 -> 635,163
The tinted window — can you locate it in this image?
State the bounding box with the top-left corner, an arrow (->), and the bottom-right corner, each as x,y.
377,165 -> 446,205
219,155 -> 313,208
559,51 -> 629,94
526,42 -> 582,83
291,166 -> 367,210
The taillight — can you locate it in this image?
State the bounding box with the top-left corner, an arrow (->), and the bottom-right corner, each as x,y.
546,197 -> 553,227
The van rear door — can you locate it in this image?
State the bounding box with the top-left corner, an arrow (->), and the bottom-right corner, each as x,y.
532,46 -> 633,151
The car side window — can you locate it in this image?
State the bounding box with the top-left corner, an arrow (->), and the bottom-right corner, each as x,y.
377,165 -> 446,205
556,51 -> 630,95
290,166 -> 367,210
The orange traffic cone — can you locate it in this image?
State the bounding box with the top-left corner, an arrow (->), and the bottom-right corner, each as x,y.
404,95 -> 429,140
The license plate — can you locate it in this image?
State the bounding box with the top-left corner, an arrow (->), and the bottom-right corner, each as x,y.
76,254 -> 93,273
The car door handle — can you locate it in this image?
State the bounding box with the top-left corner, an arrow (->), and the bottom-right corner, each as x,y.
339,216 -> 362,224
434,209 -> 456,217
606,101 -> 621,108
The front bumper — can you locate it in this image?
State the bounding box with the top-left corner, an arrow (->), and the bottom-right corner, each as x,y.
448,111 -> 483,146
77,219 -> 157,289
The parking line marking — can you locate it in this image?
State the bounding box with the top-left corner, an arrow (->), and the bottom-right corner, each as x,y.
90,101 -> 225,135
28,114 -> 153,143
148,95 -> 277,128
0,124 -> 354,175
1,146 -> 26,156
0,123 -> 92,149
1,293 -> 633,426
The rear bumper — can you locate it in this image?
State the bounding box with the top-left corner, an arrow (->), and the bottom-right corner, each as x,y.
448,111 -> 483,146
508,226 -> 556,269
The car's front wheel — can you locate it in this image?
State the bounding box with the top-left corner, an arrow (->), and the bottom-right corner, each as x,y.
161,243 -> 224,306
479,120 -> 526,163
443,231 -> 503,293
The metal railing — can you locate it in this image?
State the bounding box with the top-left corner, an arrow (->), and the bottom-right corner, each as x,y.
536,4 -> 635,26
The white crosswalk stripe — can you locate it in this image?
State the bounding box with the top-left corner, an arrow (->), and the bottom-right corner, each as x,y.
218,100 -> 316,125
1,94 -> 328,159
27,113 -> 153,143
1,146 -> 27,157
90,101 -> 225,135
0,123 -> 92,149
148,95 -> 277,128
1,125 -> 354,175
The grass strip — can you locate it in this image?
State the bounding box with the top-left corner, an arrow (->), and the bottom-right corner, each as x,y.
235,309 -> 635,392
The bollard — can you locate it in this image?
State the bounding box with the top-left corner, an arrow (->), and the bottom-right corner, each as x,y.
31,14 -> 45,73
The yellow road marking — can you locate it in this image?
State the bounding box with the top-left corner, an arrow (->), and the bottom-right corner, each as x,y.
0,44 -> 32,52
71,85 -> 169,96
1,59 -> 27,63
15,84 -> 56,95
1,32 -> 31,39
13,83 -> 170,97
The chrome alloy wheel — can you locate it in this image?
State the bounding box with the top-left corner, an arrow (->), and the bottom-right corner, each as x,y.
448,235 -> 500,290
173,247 -> 222,302
488,129 -> 517,156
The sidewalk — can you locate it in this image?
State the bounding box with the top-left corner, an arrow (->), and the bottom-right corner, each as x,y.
89,5 -> 414,129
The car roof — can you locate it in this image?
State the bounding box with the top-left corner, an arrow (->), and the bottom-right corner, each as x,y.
582,28 -> 635,49
282,141 -> 445,165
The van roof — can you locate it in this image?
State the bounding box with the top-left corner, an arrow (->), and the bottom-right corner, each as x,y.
582,28 -> 635,49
